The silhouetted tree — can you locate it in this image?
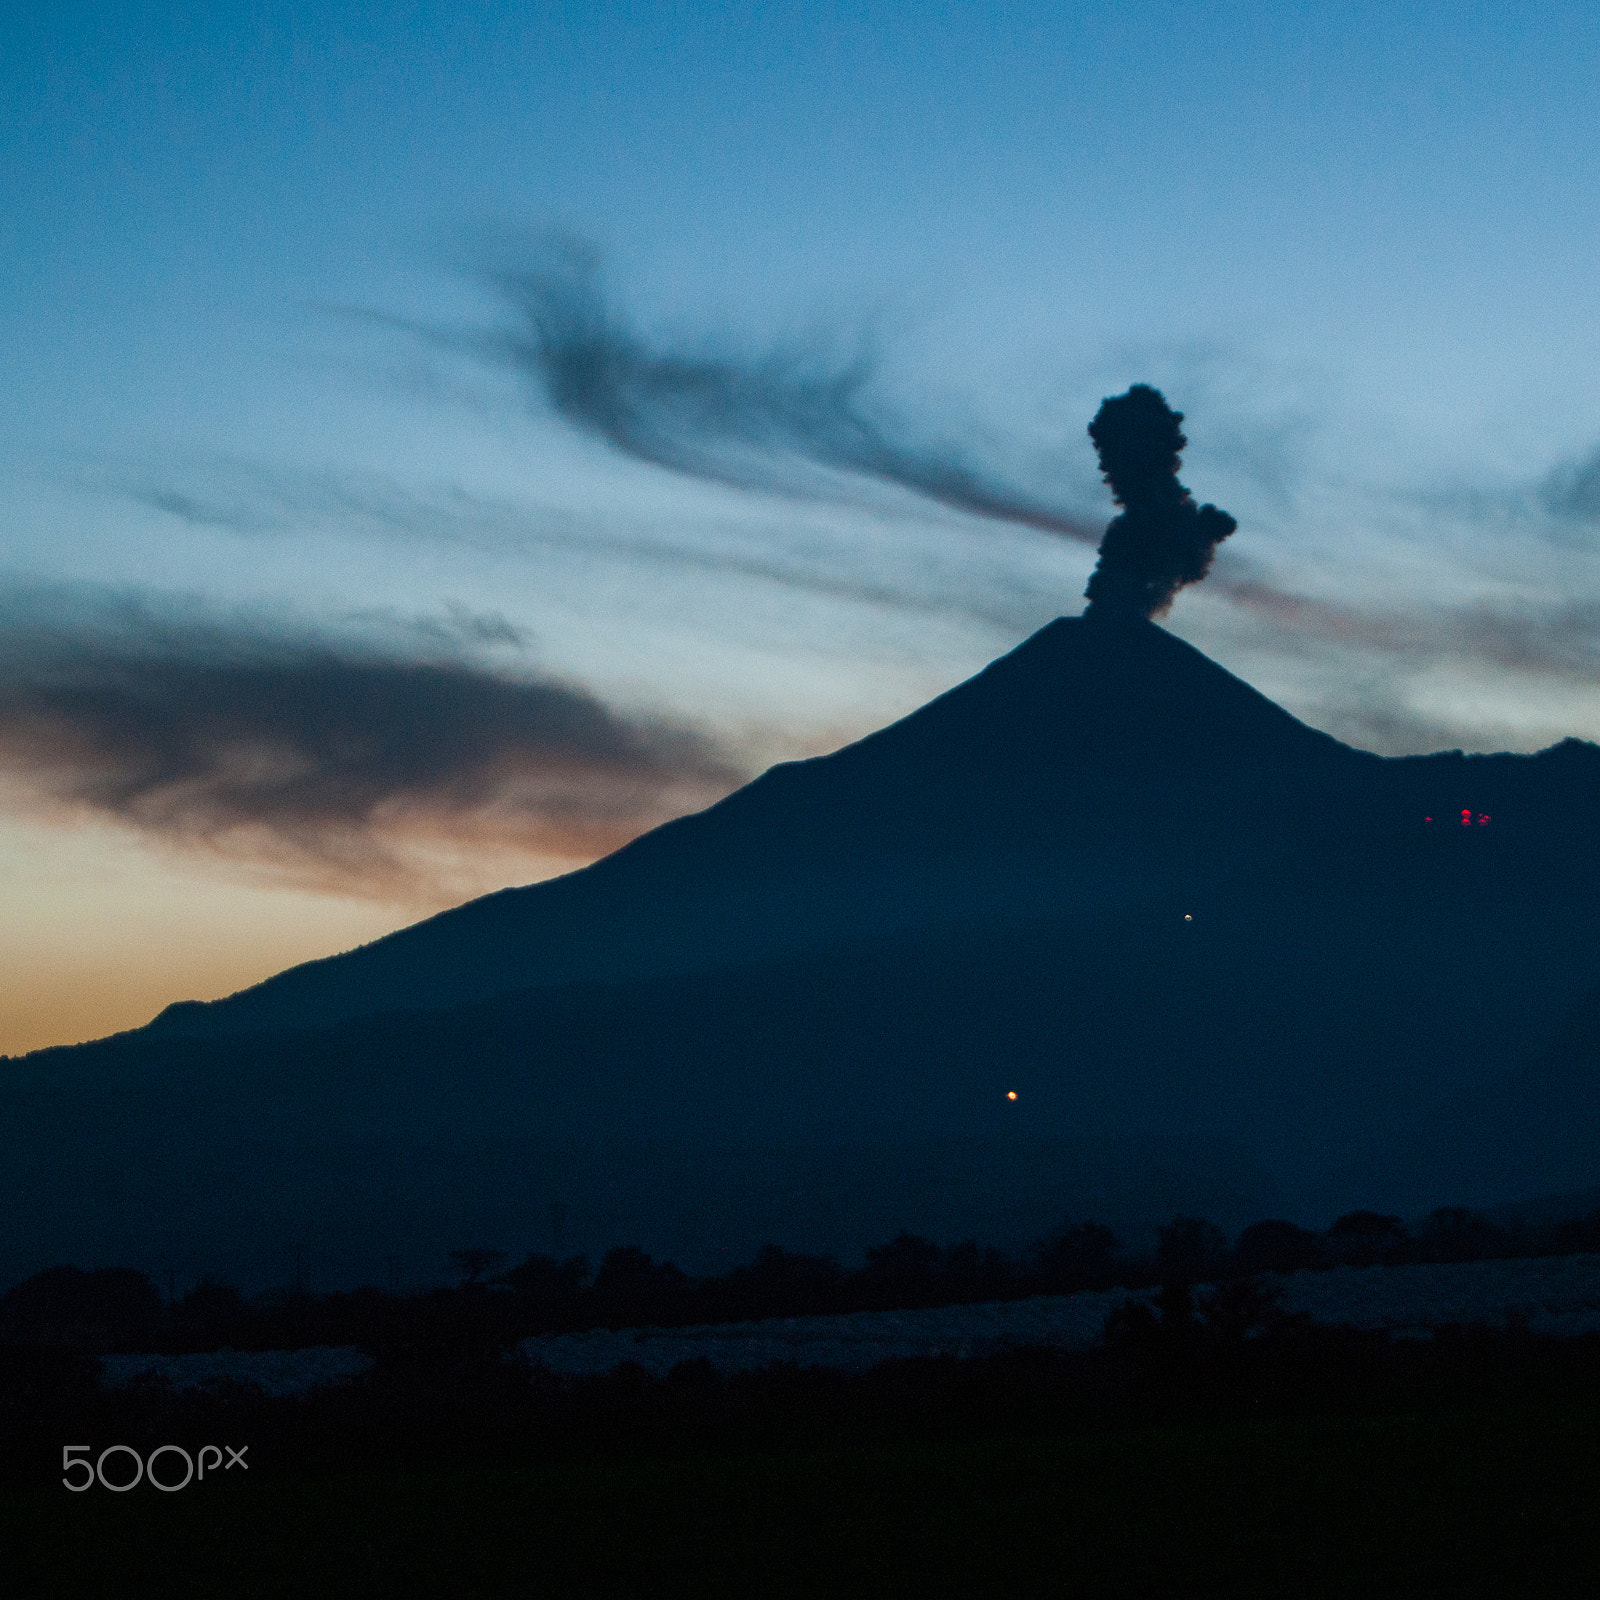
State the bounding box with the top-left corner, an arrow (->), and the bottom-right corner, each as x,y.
591,1247 -> 690,1326
1234,1220 -> 1322,1276
713,1245 -> 844,1321
859,1233 -> 947,1309
1158,1217 -> 1228,1286
1417,1207 -> 1503,1263
1546,1208 -> 1600,1257
171,1278 -> 247,1348
0,1265 -> 160,1350
942,1239 -> 1016,1304
1034,1221 -> 1122,1292
1156,1278 -> 1198,1335
502,1252 -> 590,1308
1324,1211 -> 1409,1267
448,1248 -> 509,1285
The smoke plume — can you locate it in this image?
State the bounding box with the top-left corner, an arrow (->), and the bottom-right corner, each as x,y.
1082,385 -> 1237,620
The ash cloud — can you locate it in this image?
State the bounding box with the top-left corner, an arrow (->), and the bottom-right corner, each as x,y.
1082,384 -> 1238,619
0,589 -> 744,897
349,239 -> 1099,542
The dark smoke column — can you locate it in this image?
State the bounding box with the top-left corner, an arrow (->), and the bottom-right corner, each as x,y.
1082,384 -> 1236,620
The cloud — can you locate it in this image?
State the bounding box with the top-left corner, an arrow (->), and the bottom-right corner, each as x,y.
128,486 -> 277,533
336,238 -> 1101,543
1392,438 -> 1600,550
1174,562 -> 1600,753
1214,562 -> 1600,682
89,459 -> 1069,632
1210,567 -> 1412,649
1086,338 -> 1326,511
1540,446 -> 1600,527
0,587 -> 745,899
1305,690 -> 1519,760
93,460 -> 545,543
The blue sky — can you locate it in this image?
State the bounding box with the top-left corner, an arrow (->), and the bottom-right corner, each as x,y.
3,0 -> 1599,1050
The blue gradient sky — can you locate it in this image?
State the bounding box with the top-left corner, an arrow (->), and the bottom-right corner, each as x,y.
4,1 -> 1599,1051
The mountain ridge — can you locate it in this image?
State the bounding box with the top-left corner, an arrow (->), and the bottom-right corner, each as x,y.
142,616 -> 1375,1040
7,615 -> 1600,1289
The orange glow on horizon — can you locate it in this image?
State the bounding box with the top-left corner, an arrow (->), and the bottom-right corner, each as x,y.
0,816 -> 415,1055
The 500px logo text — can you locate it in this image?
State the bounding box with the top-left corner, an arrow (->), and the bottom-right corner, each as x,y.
62,1444 -> 248,1491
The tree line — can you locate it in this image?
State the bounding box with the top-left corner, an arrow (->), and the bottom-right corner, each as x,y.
5,1201 -> 1600,1357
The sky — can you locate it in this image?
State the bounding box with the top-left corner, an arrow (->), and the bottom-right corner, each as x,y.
3,0 -> 1599,1054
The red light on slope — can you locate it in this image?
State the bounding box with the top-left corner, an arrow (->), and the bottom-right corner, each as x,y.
1461,809 -> 1472,827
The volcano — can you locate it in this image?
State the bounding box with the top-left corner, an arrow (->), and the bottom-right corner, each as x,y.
7,616 -> 1600,1289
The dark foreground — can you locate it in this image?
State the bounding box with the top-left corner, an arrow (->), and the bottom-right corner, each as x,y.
10,1407 -> 1600,1598
6,1310 -> 1600,1597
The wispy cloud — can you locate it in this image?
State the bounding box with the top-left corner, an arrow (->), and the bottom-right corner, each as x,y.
335,237 -> 1102,543
128,486 -> 278,533
1215,561 -> 1600,682
1390,436 -> 1600,552
87,459 -> 1073,632
89,460 -> 562,543
0,587 -> 745,899
1540,445 -> 1600,529
1305,688 -> 1522,760
1202,552 -> 1600,756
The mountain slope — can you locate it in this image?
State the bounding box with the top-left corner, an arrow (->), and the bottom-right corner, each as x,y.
7,615 -> 1600,1289
145,616 -> 1369,1039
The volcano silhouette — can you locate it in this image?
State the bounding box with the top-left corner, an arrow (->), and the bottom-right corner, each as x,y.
144,617 -> 1364,1038
7,616 -> 1600,1288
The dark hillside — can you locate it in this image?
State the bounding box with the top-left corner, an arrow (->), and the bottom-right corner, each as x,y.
141,616 -> 1370,1040
7,617 -> 1600,1287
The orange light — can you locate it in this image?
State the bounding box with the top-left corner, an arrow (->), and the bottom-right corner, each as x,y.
1007,1090 -> 1018,1101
